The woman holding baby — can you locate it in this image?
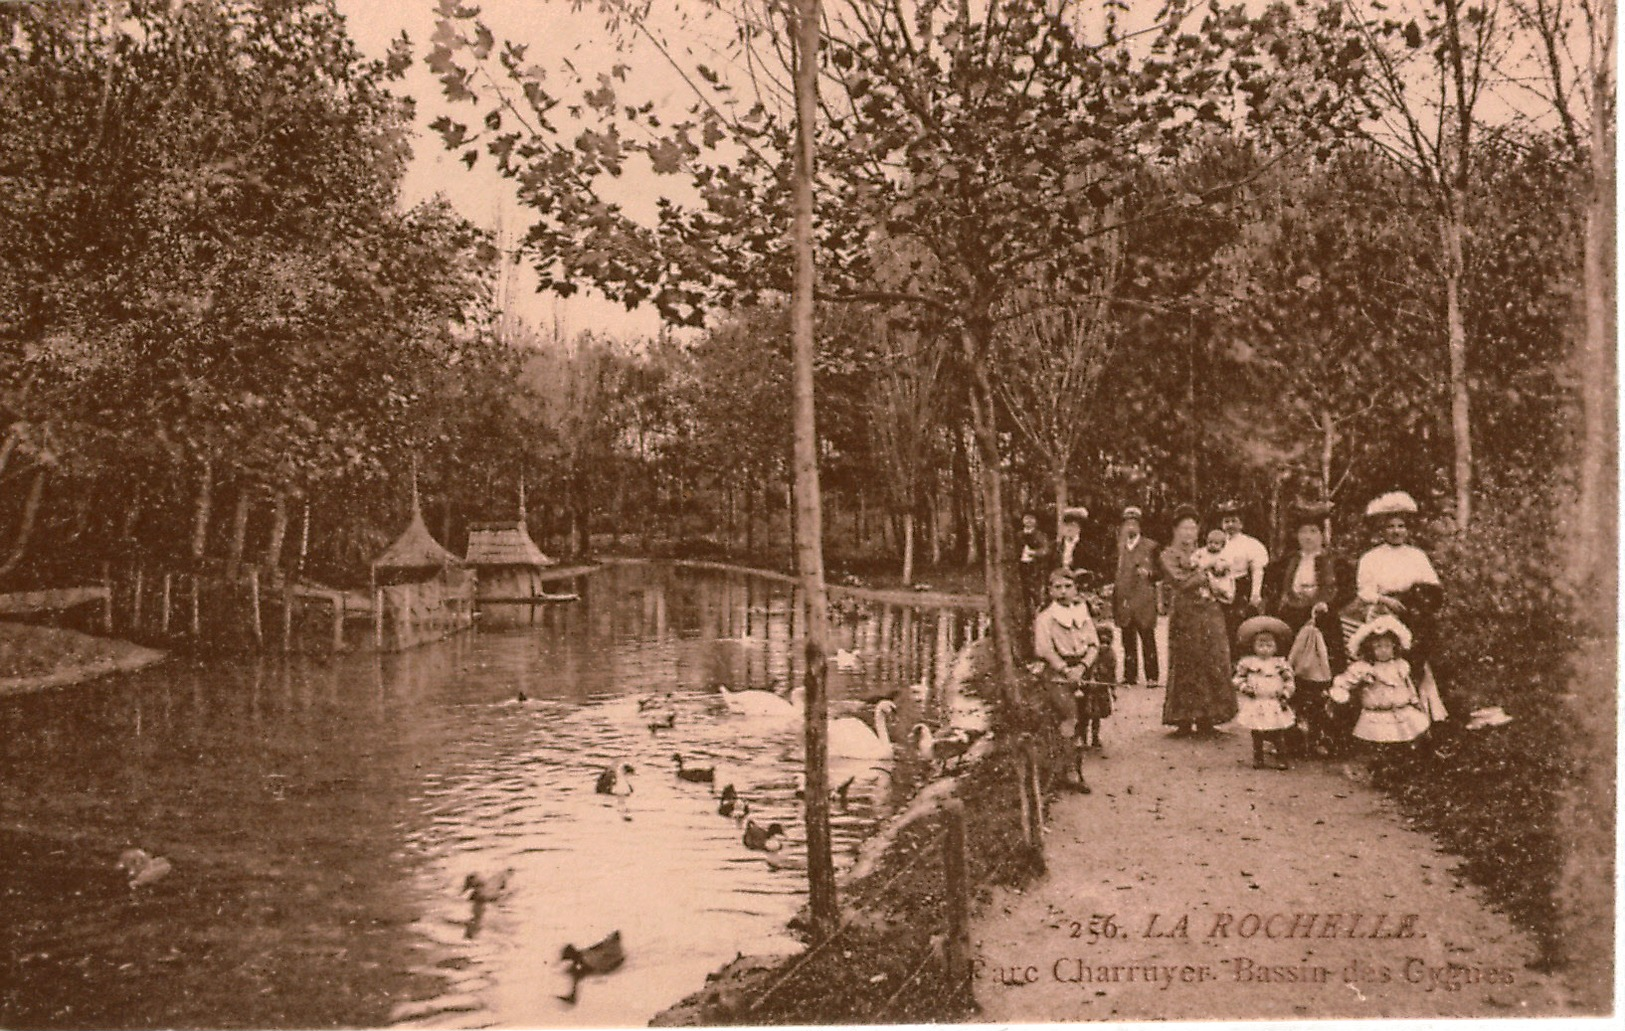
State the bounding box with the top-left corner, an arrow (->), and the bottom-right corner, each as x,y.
1159,506 -> 1237,735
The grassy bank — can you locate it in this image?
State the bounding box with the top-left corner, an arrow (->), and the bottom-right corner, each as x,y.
653,648 -> 1047,1025
0,622 -> 164,693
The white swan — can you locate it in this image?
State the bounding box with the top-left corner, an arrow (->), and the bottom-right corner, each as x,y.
719,685 -> 803,717
830,700 -> 896,759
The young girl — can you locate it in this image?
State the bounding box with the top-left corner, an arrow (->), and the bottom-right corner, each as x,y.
1233,616 -> 1296,769
1329,615 -> 1431,755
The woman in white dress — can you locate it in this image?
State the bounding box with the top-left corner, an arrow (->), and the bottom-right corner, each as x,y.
1340,492 -> 1448,723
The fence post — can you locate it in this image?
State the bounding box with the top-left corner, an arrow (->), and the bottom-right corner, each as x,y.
131,566 -> 144,633
942,798 -> 971,1005
1022,738 -> 1045,872
248,567 -> 263,650
160,572 -> 172,636
282,583 -> 294,654
100,562 -> 113,634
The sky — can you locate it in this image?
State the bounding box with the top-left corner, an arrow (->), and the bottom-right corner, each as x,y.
335,0 -> 685,342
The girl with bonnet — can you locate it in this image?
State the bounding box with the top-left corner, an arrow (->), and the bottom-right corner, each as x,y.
1330,614 -> 1432,754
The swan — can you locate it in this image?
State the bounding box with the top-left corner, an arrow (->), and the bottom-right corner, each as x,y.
829,700 -> 896,759
833,648 -> 861,672
718,685 -> 801,717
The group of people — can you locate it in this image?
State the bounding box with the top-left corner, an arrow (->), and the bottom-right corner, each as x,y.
1025,491 -> 1449,791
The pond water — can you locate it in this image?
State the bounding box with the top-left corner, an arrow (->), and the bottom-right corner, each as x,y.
0,562 -> 987,1029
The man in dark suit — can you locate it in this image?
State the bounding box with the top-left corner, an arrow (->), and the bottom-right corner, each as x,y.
1113,505 -> 1160,685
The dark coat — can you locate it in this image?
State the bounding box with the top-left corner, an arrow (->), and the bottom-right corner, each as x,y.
1269,550 -> 1347,676
1113,533 -> 1160,628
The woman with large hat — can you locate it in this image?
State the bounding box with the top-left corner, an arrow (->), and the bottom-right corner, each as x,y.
1340,491 -> 1447,722
1268,500 -> 1347,754
1158,505 -> 1237,735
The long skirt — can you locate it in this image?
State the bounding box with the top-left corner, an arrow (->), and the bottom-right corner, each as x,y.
1162,596 -> 1236,726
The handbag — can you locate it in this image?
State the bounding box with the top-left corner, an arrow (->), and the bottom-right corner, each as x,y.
1289,621 -> 1332,682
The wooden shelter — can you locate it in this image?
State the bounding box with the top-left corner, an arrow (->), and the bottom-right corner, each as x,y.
466,519 -> 556,626
370,483 -> 474,649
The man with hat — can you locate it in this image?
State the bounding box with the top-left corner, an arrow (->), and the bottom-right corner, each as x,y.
1215,499 -> 1269,643
1033,567 -> 1097,794
1113,505 -> 1161,686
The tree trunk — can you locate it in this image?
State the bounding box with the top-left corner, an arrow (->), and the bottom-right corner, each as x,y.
745,480 -> 756,554
190,457 -> 213,564
0,469 -> 45,578
929,491 -> 943,567
1442,209 -> 1473,528
263,490 -> 289,578
961,324 -> 1019,696
901,509 -> 915,585
1052,471 -> 1069,540
789,0 -> 836,940
226,485 -> 251,580
1575,55 -> 1616,604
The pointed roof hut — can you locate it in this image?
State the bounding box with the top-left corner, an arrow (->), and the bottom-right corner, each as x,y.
464,521 -> 554,569
372,473 -> 462,584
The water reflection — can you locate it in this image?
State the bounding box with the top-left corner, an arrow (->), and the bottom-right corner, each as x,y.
0,563 -> 984,1029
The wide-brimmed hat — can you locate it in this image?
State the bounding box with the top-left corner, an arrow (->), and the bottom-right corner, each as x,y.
1365,491 -> 1418,518
1237,615 -> 1292,650
1290,499 -> 1333,527
1121,505 -> 1143,521
1347,613 -> 1413,658
1215,499 -> 1242,516
1047,568 -> 1077,586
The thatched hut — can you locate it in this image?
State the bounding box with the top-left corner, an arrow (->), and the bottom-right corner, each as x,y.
370,491 -> 474,649
466,520 -> 555,626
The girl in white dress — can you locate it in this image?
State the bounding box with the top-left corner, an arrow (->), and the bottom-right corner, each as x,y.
1233,616 -> 1295,769
1330,614 -> 1431,749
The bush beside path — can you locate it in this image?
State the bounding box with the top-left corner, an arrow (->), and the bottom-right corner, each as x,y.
970,683 -> 1579,1020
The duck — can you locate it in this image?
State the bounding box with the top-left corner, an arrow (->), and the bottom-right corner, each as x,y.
833,648 -> 862,672
637,692 -> 675,713
117,848 -> 172,890
716,783 -> 741,816
718,685 -> 802,717
462,867 -> 514,904
829,699 -> 895,759
595,763 -> 635,796
742,819 -> 786,852
645,708 -> 677,732
793,773 -> 857,808
910,724 -> 984,772
516,691 -> 529,703
558,930 -> 625,1004
673,753 -> 715,783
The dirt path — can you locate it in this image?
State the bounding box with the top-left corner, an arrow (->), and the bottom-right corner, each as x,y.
970,638 -> 1578,1020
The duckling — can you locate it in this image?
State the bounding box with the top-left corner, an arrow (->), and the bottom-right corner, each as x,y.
516,690 -> 529,703
595,763 -> 635,796
558,930 -> 625,1005
742,820 -> 786,852
673,753 -> 715,784
117,848 -> 172,890
462,867 -> 514,904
